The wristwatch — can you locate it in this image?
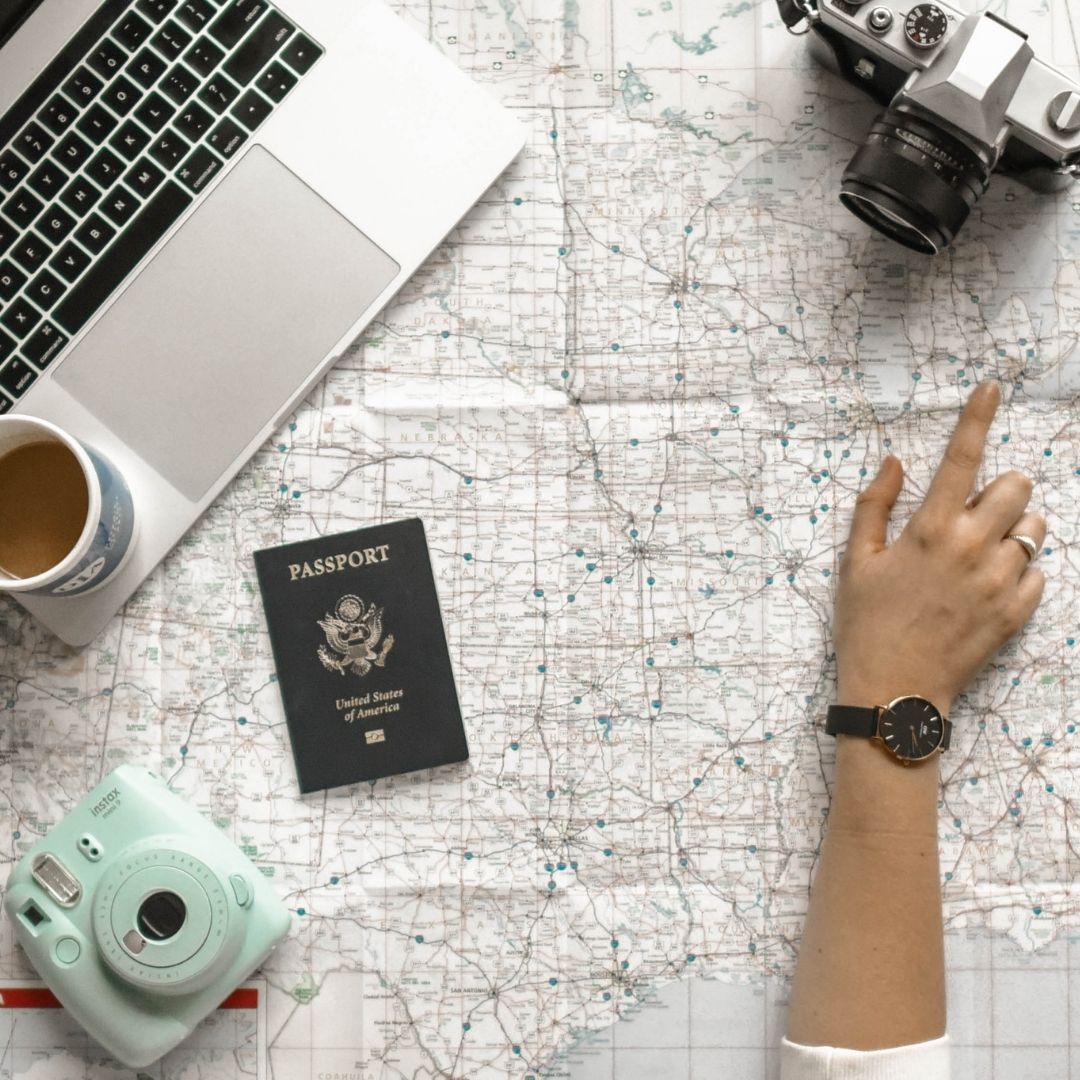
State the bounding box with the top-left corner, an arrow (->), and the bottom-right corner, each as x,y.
825,696 -> 952,765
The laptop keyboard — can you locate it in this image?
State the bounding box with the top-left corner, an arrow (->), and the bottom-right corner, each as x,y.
0,0 -> 322,412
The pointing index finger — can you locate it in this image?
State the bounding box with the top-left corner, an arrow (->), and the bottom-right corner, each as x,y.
924,382 -> 1001,512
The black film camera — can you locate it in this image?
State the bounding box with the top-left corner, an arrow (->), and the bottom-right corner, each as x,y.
778,0 -> 1080,253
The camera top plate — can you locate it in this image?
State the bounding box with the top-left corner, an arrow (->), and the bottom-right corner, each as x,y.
816,0 -> 1080,165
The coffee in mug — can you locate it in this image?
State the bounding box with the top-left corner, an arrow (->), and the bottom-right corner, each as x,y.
0,417 -> 135,597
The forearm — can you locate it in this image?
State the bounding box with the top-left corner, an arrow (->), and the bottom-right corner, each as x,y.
784,384 -> 1044,1054
785,733 -> 945,1050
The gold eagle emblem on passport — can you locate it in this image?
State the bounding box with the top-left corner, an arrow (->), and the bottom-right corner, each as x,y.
317,594 -> 395,677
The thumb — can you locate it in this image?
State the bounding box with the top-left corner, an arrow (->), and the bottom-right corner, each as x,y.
847,455 -> 903,556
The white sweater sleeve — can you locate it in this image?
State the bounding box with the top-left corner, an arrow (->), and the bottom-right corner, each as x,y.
779,1034 -> 950,1080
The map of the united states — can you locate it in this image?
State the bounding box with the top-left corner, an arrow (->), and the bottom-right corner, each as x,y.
2,0 -> 1079,1075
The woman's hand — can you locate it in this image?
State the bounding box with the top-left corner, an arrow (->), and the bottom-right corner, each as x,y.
834,381 -> 1046,717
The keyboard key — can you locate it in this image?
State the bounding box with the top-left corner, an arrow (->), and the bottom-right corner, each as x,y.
0,333 -> 15,365
2,189 -> 44,230
26,269 -> 65,311
114,11 -> 153,51
50,242 -> 93,284
206,116 -> 246,158
27,160 -> 68,201
55,181 -> 192,335
22,321 -> 68,368
101,185 -> 140,227
177,0 -> 216,32
101,75 -> 142,116
16,123 -> 53,164
209,0 -> 268,49
149,129 -> 190,169
184,36 -> 225,77
0,358 -> 36,397
0,392 -> 13,413
86,148 -> 125,187
74,213 -> 116,255
63,65 -> 106,105
161,64 -> 199,103
39,95 -> 78,136
176,144 -> 222,194
223,10 -> 292,86
255,60 -> 296,103
11,234 -> 50,274
198,74 -> 239,114
136,0 -> 176,23
128,47 -> 168,88
54,131 -> 94,170
88,37 -> 127,80
0,151 -> 29,192
174,101 -> 213,140
60,176 -> 101,217
280,33 -> 321,76
230,88 -> 271,131
125,158 -> 166,198
77,104 -> 119,143
134,91 -> 176,133
36,205 -> 77,244
1,298 -> 41,339
0,219 -> 13,256
0,260 -> 27,301
111,119 -> 151,161
151,19 -> 192,59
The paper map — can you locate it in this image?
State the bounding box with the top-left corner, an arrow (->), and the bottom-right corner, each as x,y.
2,0 -> 1080,1076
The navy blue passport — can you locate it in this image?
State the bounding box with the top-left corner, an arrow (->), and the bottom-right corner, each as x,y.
254,518 -> 468,793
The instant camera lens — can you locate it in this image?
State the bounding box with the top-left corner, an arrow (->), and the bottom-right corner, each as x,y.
136,891 -> 187,941
839,104 -> 994,254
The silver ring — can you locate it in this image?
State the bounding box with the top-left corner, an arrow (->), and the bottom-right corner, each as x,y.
1007,534 -> 1039,563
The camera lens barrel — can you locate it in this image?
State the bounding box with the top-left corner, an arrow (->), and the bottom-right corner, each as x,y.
94,850 -> 235,994
840,105 -> 994,253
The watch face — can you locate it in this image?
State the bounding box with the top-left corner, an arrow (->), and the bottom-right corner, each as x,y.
878,697 -> 945,760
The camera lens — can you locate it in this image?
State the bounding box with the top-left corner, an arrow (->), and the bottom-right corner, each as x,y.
840,104 -> 994,253
136,891 -> 187,942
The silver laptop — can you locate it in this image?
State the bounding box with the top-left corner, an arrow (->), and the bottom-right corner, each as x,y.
0,0 -> 523,646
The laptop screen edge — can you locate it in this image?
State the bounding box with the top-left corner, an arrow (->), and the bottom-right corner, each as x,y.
0,0 -> 49,50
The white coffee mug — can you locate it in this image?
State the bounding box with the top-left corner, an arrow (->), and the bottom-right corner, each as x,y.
0,416 -> 136,597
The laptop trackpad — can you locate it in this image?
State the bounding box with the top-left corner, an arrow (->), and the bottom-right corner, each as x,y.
55,146 -> 399,502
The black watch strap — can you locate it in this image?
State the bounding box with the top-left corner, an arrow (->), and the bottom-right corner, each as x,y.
825,704 -> 879,739
825,704 -> 953,750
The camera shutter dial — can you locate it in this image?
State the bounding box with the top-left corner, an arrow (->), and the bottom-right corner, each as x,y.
904,4 -> 949,49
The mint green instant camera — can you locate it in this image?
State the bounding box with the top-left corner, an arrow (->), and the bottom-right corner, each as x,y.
3,766 -> 291,1067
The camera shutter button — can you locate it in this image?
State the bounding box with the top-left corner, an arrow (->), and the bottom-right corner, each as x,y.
54,937 -> 81,965
868,7 -> 893,33
229,874 -> 252,908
